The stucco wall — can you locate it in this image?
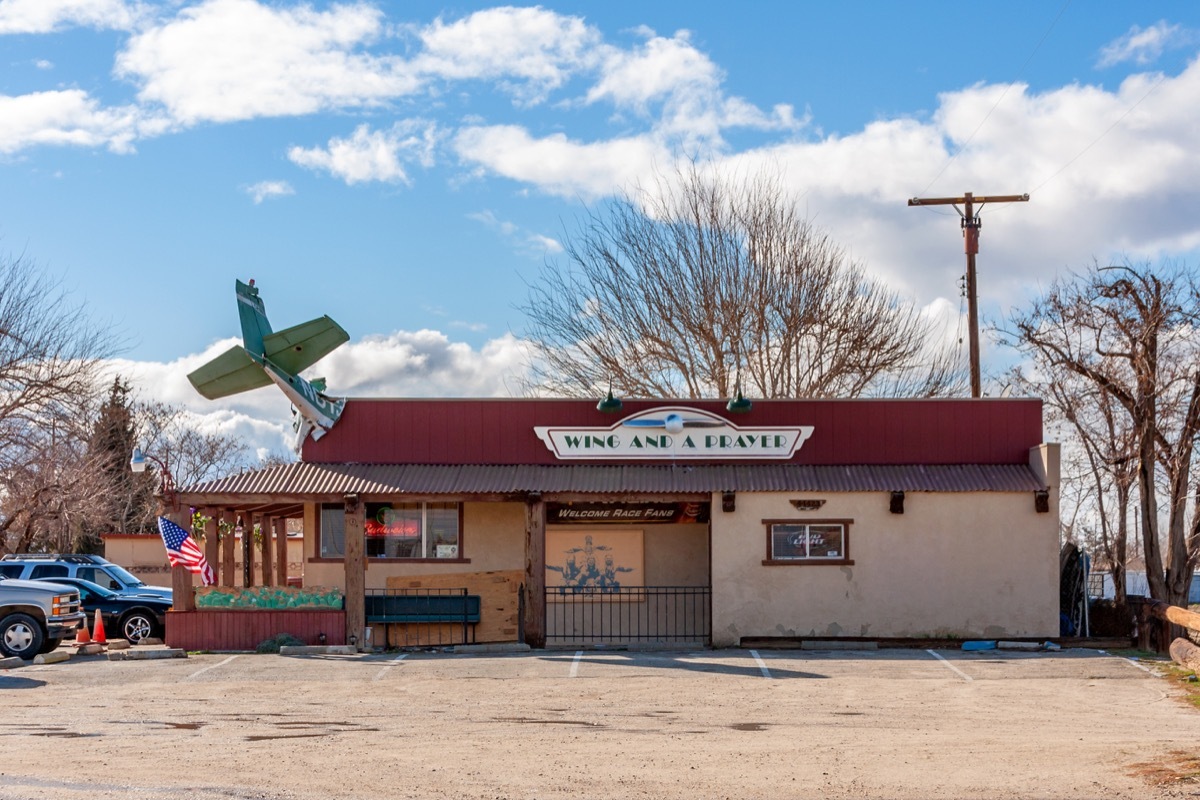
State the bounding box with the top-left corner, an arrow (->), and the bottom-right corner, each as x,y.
710,488 -> 1059,646
304,501 -> 526,590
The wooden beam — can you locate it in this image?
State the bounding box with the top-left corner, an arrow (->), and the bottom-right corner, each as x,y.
343,495 -> 366,651
1169,637 -> 1200,672
274,517 -> 288,587
202,508 -> 219,587
260,514 -> 274,587
220,509 -> 237,588
169,509 -> 195,611
242,514 -> 255,588
1147,600 -> 1200,633
523,495 -> 546,648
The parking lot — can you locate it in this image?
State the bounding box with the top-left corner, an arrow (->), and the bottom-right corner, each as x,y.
1,646 -> 1197,799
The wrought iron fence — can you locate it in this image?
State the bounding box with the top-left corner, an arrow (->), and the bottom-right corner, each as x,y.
545,585 -> 710,645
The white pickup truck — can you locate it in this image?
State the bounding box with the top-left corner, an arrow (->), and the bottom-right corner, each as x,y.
0,575 -> 86,659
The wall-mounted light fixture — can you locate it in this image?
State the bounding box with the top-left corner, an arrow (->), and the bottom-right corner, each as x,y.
596,387 -> 623,413
721,491 -> 736,512
726,387 -> 752,414
1034,490 -> 1049,513
890,491 -> 905,514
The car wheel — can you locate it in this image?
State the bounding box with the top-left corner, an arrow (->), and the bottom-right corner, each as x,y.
0,613 -> 46,660
120,611 -> 156,643
37,637 -> 63,655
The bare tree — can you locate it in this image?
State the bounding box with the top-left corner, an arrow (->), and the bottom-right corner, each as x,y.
1001,260 -> 1200,607
127,400 -> 255,529
0,255 -> 117,554
521,165 -> 964,399
1012,366 -> 1137,601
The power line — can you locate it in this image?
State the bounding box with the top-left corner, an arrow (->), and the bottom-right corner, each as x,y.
920,0 -> 1072,196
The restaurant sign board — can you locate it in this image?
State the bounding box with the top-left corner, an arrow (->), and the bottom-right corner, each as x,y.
534,407 -> 814,461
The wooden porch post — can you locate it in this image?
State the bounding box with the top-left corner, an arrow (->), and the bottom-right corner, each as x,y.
220,510 -> 236,587
524,494 -> 546,648
202,508 -> 219,587
260,515 -> 274,587
274,517 -> 289,586
168,509 -> 195,611
242,515 -> 255,588
343,494 -> 366,650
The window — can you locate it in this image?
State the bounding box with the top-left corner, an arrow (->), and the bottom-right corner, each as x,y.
320,505 -> 345,558
30,564 -> 68,579
320,502 -> 461,560
77,567 -> 123,590
0,565 -> 21,578
763,520 -> 853,565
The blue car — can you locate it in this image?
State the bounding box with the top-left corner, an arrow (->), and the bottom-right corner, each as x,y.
39,577 -> 172,644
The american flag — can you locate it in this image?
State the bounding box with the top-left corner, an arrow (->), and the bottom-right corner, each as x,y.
157,516 -> 215,586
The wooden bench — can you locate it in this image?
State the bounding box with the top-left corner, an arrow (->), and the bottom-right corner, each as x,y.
365,592 -> 481,644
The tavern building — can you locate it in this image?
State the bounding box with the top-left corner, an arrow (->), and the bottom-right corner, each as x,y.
174,397 -> 1060,650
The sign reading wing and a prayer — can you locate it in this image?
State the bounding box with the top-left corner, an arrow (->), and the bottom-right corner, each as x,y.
534,407 -> 814,461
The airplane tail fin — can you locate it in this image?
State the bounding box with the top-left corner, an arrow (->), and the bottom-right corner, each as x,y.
187,345 -> 272,400
236,279 -> 272,355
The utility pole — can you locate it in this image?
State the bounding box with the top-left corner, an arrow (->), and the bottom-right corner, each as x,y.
908,192 -> 1029,398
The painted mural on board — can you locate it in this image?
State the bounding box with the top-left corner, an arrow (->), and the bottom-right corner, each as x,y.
546,530 -> 643,597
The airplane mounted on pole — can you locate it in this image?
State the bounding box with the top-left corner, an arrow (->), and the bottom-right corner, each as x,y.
187,279 -> 350,450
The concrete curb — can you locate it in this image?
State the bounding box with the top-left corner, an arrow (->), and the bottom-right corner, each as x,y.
452,642 -> 532,655
33,651 -> 71,664
108,648 -> 187,661
0,656 -> 26,669
800,641 -> 879,651
279,645 -> 357,656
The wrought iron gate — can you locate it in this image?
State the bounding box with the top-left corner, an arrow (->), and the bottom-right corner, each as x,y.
544,586 -> 710,645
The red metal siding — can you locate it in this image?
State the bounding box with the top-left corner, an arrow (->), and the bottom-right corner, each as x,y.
302,398 -> 1043,467
165,610 -> 346,651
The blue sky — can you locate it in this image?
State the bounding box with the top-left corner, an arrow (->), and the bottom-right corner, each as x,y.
3,1 -> 1200,455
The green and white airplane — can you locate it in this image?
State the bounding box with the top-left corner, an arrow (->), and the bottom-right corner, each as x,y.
187,279 -> 349,449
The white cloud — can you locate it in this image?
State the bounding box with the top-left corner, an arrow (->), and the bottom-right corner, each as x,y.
0,0 -> 145,34
319,330 -> 533,397
246,180 -> 295,204
115,0 -> 418,125
109,330 -> 536,458
454,124 -> 666,199
34,59 -> 53,70
468,209 -> 563,257
1098,21 -> 1191,67
288,121 -> 437,184
412,6 -> 599,105
0,89 -> 149,153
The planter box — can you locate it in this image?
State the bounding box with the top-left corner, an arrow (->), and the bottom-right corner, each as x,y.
166,609 -> 346,651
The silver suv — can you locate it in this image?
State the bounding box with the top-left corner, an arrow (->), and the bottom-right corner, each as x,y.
0,554 -> 171,600
0,575 -> 86,659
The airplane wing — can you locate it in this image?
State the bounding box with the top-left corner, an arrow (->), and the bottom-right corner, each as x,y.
261,316 -> 349,375
187,345 -> 272,400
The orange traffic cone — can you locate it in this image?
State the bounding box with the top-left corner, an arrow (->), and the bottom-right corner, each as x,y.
92,608 -> 107,645
74,618 -> 91,645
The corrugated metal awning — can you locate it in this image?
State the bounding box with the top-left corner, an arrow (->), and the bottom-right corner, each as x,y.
180,462 -> 1045,503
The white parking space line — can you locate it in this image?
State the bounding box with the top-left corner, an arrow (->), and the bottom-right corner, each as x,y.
927,649 -> 974,681
372,653 -> 408,682
569,650 -> 583,678
1098,649 -> 1155,674
186,655 -> 239,680
749,649 -> 772,679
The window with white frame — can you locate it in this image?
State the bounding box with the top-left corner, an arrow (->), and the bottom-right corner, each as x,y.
764,520 -> 852,564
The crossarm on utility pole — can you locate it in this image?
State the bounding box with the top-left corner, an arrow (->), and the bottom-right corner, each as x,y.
907,191 -> 1029,398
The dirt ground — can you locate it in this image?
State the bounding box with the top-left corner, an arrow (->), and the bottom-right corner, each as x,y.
1,646 -> 1198,800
